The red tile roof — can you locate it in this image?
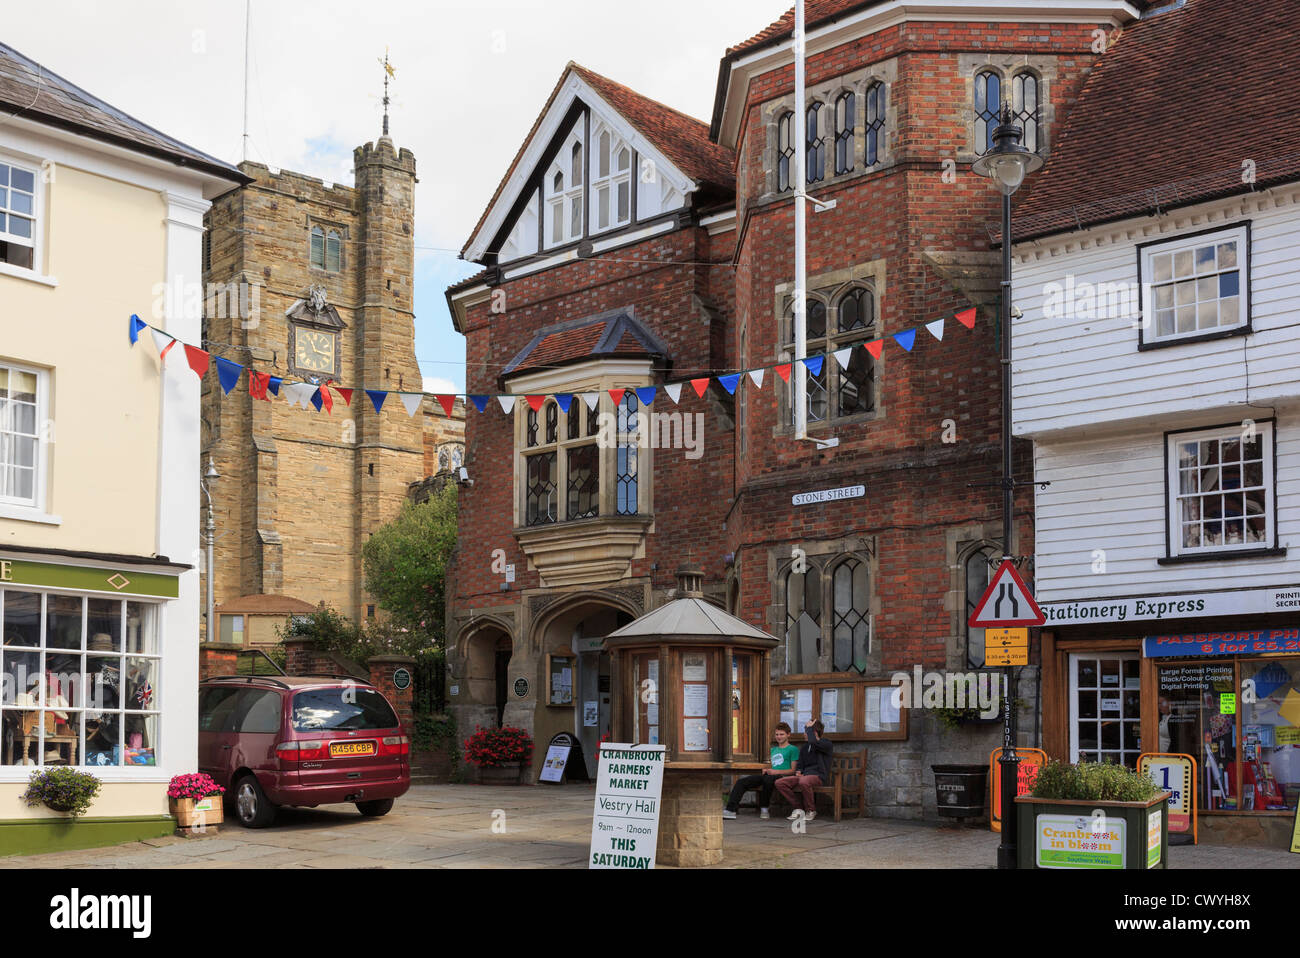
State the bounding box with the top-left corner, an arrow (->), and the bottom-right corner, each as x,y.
1013,0 -> 1300,242
461,62 -> 734,259
726,1 -> 874,56
503,310 -> 670,377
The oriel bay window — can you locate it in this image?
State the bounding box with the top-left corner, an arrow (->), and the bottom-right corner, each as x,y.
521,392 -> 648,526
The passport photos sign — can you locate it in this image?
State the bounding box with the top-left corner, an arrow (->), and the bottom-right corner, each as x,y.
590,744 -> 666,869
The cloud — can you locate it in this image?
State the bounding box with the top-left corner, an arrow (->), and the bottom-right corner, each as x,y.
422,376 -> 458,396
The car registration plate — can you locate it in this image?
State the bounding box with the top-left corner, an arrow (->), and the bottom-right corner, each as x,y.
329,741 -> 376,757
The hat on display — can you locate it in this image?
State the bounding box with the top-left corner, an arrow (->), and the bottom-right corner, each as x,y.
44,750 -> 68,765
89,633 -> 115,652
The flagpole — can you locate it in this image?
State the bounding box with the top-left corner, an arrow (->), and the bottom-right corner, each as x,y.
241,0 -> 251,163
793,0 -> 808,441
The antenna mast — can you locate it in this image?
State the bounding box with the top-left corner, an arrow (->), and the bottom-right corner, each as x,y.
241,0 -> 251,162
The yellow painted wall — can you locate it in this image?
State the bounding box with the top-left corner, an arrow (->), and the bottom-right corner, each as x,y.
0,164 -> 165,555
0,782 -> 169,819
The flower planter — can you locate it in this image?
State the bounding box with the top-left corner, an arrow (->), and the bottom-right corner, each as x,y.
170,795 -> 225,833
1015,792 -> 1170,869
475,762 -> 524,785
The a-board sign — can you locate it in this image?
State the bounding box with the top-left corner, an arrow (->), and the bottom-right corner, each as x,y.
589,743 -> 665,869
989,747 -> 1047,832
538,731 -> 589,784
1139,753 -> 1197,841
1291,802 -> 1300,855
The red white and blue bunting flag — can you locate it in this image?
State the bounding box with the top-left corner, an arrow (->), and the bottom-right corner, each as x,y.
128,304 -> 980,418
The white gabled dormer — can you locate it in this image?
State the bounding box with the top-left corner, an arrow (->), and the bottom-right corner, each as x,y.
462,63 -> 713,267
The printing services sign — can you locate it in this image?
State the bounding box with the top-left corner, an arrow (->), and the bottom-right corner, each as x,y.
589,744 -> 665,870
1041,586 -> 1300,625
1143,627 -> 1300,658
792,485 -> 865,507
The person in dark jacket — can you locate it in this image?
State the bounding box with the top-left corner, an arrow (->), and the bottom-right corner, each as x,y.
775,719 -> 833,820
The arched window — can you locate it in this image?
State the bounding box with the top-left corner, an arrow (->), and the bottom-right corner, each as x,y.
965,548 -> 996,668
831,558 -> 870,673
785,297 -> 829,425
309,226 -> 324,269
545,132 -> 585,247
451,446 -> 464,470
974,71 -> 1002,154
806,101 -> 825,183
834,91 -> 854,175
591,125 -> 632,231
864,82 -> 886,167
1011,71 -> 1040,153
437,447 -> 450,471
777,111 -> 795,192
834,287 -> 875,417
325,230 -> 341,272
785,565 -> 820,675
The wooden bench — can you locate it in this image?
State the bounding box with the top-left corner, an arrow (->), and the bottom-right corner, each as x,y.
769,748 -> 868,821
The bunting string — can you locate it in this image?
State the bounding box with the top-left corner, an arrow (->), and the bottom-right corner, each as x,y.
127,306 -> 979,417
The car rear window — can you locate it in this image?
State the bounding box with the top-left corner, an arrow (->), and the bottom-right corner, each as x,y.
290,687 -> 398,732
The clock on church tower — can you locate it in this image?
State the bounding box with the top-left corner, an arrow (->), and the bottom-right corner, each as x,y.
288,284 -> 345,379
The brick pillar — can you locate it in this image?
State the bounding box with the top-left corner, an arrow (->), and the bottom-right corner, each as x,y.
656,770 -> 724,867
367,654 -> 416,730
199,642 -> 242,679
282,635 -> 318,676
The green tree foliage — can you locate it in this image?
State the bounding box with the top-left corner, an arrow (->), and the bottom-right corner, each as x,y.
361,483 -> 458,647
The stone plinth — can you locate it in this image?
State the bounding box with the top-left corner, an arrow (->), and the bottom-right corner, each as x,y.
656,769 -> 724,867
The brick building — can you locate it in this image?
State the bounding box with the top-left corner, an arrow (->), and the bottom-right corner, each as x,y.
446,1 -> 1148,815
201,133 -> 463,639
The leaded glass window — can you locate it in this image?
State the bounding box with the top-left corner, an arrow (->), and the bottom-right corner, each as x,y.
525,452 -> 556,526
865,82 -> 886,167
1011,72 -> 1039,153
785,566 -> 820,675
566,443 -> 599,520
777,111 -> 795,193
831,559 -> 870,673
834,92 -> 854,175
975,71 -> 1002,154
965,549 -> 993,669
617,392 -> 638,515
806,102 -> 825,184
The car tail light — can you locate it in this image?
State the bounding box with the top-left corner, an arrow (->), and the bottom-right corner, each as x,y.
276,740 -> 328,761
378,735 -> 409,756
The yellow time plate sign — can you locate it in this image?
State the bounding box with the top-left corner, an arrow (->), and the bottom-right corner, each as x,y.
987,627 -> 1029,648
987,646 -> 1029,666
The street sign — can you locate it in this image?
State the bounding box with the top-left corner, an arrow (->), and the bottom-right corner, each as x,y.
968,559 -> 1045,628
986,646 -> 1029,666
987,627 -> 1028,647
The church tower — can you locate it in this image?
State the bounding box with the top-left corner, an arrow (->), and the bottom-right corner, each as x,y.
199,123 -> 428,642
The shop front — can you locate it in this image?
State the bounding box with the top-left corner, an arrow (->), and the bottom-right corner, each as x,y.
1041,590 -> 1300,845
0,551 -> 193,854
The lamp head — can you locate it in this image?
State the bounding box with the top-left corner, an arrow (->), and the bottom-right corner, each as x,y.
971,105 -> 1043,196
204,458 -> 220,481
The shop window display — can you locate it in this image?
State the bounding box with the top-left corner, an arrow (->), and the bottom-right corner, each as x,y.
0,589 -> 160,769
1158,659 -> 1298,814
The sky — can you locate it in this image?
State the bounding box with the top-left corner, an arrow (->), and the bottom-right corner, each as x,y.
4,0 -> 788,393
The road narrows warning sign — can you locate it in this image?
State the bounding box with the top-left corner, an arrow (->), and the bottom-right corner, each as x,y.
968,559 -> 1045,628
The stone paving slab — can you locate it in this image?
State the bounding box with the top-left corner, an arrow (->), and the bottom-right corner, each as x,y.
1,784 -> 1295,869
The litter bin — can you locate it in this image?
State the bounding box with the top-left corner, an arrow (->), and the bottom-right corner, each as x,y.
932,764 -> 989,819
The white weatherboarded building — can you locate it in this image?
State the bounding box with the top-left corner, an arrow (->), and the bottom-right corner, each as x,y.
1007,0 -> 1300,843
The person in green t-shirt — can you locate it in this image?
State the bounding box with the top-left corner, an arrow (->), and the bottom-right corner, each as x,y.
722,722 -> 799,820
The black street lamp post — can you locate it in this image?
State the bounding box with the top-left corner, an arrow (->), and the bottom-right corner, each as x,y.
972,105 -> 1042,870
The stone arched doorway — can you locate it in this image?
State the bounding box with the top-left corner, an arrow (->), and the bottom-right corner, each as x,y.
453,619 -> 514,735
530,598 -> 635,769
